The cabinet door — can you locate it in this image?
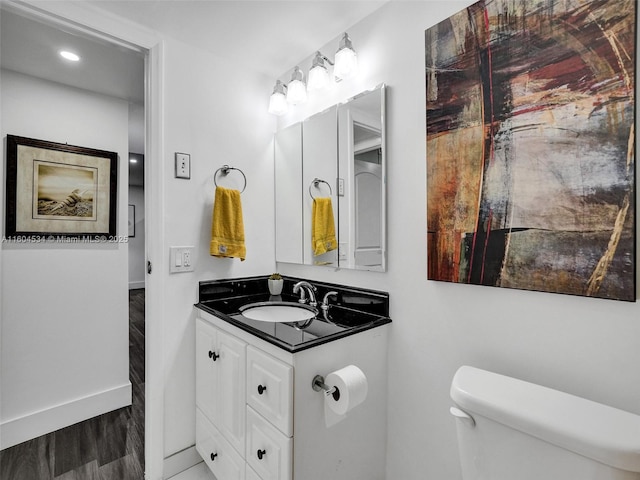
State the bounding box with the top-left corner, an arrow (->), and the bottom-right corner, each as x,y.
244,465 -> 262,480
216,329 -> 247,456
247,346 -> 293,437
246,465 -> 262,480
196,318 -> 247,457
196,318 -> 218,422
196,409 -> 245,480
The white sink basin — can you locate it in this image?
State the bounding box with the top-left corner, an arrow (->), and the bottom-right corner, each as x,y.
239,302 -> 317,323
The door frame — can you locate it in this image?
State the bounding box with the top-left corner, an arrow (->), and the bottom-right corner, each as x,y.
4,2 -> 167,478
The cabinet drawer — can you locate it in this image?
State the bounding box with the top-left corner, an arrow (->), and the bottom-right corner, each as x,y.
196,408 -> 245,480
246,346 -> 293,436
246,407 -> 292,480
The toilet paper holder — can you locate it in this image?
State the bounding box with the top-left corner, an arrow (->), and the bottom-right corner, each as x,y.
312,374 -> 340,400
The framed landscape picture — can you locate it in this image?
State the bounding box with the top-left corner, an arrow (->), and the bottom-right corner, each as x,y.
5,135 -> 118,240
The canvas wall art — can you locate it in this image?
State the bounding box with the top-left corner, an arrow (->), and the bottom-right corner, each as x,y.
426,0 -> 636,301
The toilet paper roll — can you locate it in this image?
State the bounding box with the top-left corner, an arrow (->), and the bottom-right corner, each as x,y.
324,365 -> 368,427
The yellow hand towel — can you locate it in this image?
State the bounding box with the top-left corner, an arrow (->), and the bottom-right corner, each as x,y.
210,186 -> 246,261
312,197 -> 337,256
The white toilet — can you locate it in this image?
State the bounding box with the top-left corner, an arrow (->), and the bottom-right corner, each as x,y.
450,366 -> 640,479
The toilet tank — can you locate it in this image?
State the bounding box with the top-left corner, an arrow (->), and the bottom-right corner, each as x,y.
450,366 -> 640,480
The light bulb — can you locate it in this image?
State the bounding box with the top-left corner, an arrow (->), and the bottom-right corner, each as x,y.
268,80 -> 288,115
334,33 -> 358,80
60,50 -> 80,62
308,65 -> 329,91
286,66 -> 307,104
308,52 -> 330,91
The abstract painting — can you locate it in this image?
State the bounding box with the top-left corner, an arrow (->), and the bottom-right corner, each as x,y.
426,0 -> 636,301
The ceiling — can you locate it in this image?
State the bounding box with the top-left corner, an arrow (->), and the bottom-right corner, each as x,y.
0,1 -> 387,186
1,1 -> 388,105
0,8 -> 146,104
87,0 -> 388,79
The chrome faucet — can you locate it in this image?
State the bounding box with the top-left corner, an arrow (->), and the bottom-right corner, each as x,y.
293,281 -> 317,307
320,291 -> 339,311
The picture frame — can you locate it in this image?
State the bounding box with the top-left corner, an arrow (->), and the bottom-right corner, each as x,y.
5,135 -> 118,240
425,0 -> 636,301
128,204 -> 135,237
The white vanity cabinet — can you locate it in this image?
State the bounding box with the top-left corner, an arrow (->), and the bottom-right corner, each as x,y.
196,317 -> 293,480
196,309 -> 389,480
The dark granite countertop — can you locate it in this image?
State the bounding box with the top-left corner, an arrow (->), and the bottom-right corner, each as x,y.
195,276 -> 391,353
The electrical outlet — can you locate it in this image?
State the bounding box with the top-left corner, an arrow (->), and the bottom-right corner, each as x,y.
170,246 -> 195,273
175,152 -> 191,179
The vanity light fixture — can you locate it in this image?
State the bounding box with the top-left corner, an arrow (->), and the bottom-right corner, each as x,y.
334,33 -> 358,80
59,50 -> 80,62
268,32 -> 358,115
268,80 -> 288,116
286,66 -> 307,105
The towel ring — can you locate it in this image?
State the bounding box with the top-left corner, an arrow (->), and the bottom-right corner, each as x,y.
214,165 -> 247,193
309,178 -> 332,199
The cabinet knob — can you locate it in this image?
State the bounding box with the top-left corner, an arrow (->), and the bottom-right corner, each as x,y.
257,449 -> 266,460
210,452 -> 218,461
208,351 -> 219,361
257,384 -> 267,395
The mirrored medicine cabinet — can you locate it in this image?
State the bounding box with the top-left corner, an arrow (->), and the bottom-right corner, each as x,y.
274,84 -> 386,271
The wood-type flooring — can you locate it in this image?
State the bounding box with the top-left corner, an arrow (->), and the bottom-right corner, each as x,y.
0,289 -> 145,480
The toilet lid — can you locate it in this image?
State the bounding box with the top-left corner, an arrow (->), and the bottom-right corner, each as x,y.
451,366 -> 640,473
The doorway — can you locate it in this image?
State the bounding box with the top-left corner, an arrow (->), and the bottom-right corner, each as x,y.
0,5 -> 149,479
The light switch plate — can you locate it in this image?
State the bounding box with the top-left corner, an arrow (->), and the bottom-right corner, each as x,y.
170,246 -> 195,273
175,152 -> 191,179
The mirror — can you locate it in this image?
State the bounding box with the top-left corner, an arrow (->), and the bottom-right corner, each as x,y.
337,86 -> 386,271
274,122 -> 303,263
274,106 -> 338,267
303,106 -> 338,267
274,84 -> 386,271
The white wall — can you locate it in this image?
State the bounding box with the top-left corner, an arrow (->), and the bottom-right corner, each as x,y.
0,69 -> 131,448
129,184 -> 145,288
160,37 -> 275,458
129,102 -> 145,155
276,2 -> 640,479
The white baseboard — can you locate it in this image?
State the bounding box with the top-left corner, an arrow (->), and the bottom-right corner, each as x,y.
0,382 -> 132,450
129,280 -> 145,290
163,445 -> 202,479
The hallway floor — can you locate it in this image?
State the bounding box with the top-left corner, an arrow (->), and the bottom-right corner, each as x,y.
0,289 -> 145,480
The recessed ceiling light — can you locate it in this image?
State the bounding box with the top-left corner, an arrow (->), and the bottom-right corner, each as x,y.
129,158 -> 138,164
59,50 -> 80,62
